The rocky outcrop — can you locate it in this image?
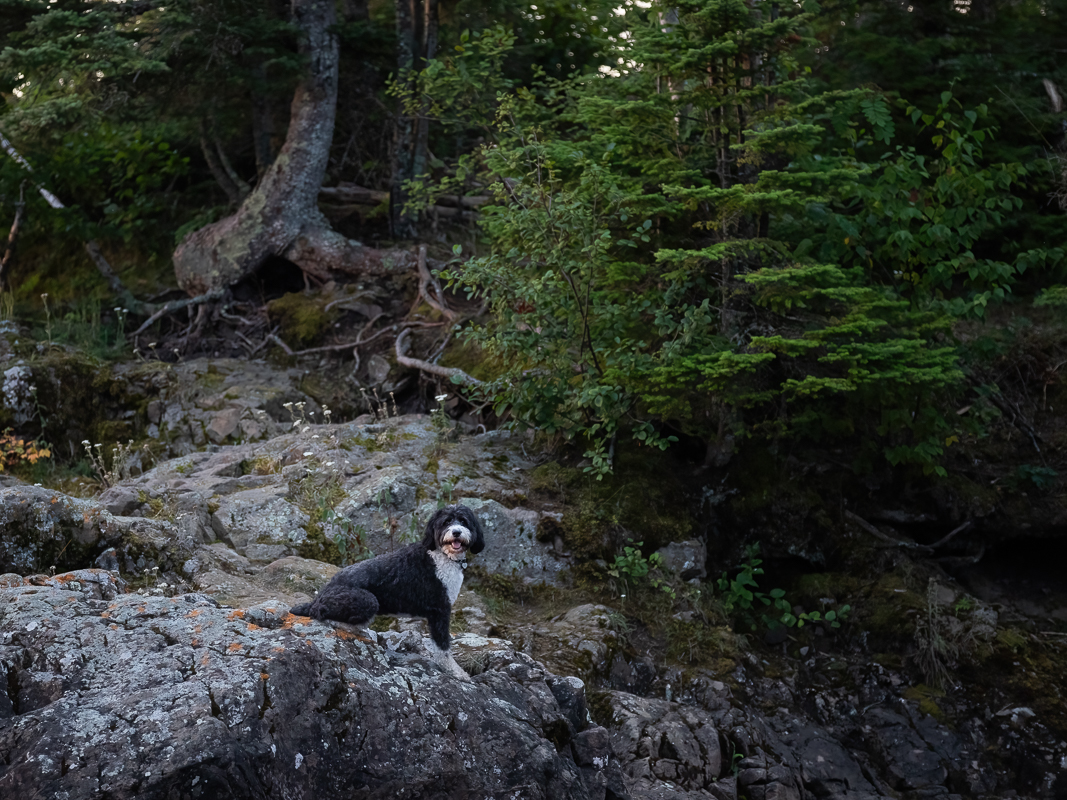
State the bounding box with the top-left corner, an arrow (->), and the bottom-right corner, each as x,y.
1,409 -> 1065,798
0,572 -> 625,799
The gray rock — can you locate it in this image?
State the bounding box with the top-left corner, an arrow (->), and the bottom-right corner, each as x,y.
863,708 -> 948,791
0,580 -> 613,799
210,487 -> 310,563
0,485 -> 199,578
461,497 -> 570,584
655,539 -> 707,581
605,690 -> 724,797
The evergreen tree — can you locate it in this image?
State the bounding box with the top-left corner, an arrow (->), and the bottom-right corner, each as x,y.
436,0 -> 1001,476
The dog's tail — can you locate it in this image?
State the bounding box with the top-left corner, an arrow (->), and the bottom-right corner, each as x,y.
290,602 -> 313,616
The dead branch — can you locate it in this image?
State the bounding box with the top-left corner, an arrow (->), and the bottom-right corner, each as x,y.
261,313 -> 388,358
130,289 -> 227,337
845,510 -> 973,555
0,128 -> 160,316
414,244 -> 454,319
0,182 -> 26,290
318,183 -> 485,219
395,327 -> 483,387
844,511 -> 900,545
267,333 -> 295,356
925,520 -> 972,550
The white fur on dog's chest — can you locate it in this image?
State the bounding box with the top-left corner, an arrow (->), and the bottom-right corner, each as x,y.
429,551 -> 465,604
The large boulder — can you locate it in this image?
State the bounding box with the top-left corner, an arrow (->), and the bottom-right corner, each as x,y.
0,574 -> 627,800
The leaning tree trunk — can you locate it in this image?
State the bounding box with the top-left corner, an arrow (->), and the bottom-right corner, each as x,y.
173,0 -> 416,296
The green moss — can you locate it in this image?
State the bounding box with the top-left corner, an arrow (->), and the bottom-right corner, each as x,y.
859,574 -> 925,642
586,690 -> 617,728
439,338 -> 507,383
996,627 -> 1029,654
267,292 -> 335,346
791,572 -> 863,608
904,684 -> 948,722
296,521 -> 343,565
665,619 -> 738,666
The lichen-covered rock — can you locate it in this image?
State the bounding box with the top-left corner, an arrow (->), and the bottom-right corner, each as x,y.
0,485 -> 203,578
654,540 -> 707,581
0,579 -> 627,800
91,414 -> 572,588
517,604 -> 622,682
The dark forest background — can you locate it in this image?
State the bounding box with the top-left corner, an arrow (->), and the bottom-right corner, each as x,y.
1,0 -> 1067,490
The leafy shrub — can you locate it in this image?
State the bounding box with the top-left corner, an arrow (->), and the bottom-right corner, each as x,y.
607,541 -> 674,599
716,545 -> 850,632
0,429 -> 51,471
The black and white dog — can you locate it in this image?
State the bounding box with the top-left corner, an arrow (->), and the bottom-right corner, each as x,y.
290,504 -> 485,678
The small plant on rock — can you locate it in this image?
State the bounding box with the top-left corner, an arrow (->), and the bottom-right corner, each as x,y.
318,500 -> 368,567
81,438 -> 146,488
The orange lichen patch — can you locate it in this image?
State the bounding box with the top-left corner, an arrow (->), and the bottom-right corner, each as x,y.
137,605 -> 147,613
227,610 -> 245,621
280,613 -> 311,629
108,623 -> 118,630
328,628 -> 372,644
100,611 -> 110,618
51,496 -> 59,504
260,672 -> 270,681
246,623 -> 262,632
200,654 -> 211,666
194,625 -> 203,634
185,609 -> 203,618
272,645 -> 286,653
227,642 -> 243,653
190,638 -> 200,647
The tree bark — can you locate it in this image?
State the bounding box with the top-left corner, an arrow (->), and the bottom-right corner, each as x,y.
412,0 -> 438,184
173,0 -> 427,296
173,0 -> 344,295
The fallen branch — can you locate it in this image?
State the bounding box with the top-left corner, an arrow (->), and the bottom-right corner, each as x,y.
0,182 -> 26,290
318,183 -> 485,219
260,313 -> 393,358
0,128 -> 172,316
925,520 -> 972,550
844,511 -> 900,545
130,289 -> 227,337
414,244 -> 454,319
395,327 -> 483,387
845,510 -> 972,554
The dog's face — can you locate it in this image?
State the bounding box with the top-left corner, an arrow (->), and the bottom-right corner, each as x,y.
423,504 -> 485,561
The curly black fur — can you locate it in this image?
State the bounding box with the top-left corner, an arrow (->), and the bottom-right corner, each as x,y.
290,504 -> 485,653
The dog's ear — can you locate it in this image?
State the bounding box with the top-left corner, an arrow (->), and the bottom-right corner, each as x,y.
459,505 -> 486,555
422,508 -> 446,550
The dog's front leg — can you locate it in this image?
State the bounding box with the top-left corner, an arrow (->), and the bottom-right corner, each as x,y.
427,611 -> 471,680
